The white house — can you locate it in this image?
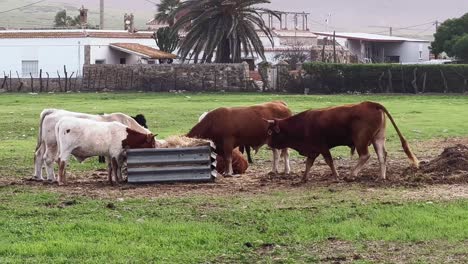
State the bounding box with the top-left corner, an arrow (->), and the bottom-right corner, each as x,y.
314,32 -> 431,63
0,29 -> 175,78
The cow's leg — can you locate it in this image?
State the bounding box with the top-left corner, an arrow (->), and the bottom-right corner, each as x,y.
246,146 -> 253,164
271,148 -> 280,174
351,145 -> 371,178
43,145 -> 58,182
33,143 -> 45,180
303,152 -> 319,182
224,153 -> 234,176
222,142 -> 234,176
111,157 -> 119,185
281,148 -> 290,174
57,154 -> 70,186
322,150 -> 339,180
373,138 -> 387,180
107,158 -> 113,184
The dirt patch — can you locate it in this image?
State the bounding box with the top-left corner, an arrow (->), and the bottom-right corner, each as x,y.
306,240 -> 468,264
401,144 -> 468,184
1,138 -> 468,200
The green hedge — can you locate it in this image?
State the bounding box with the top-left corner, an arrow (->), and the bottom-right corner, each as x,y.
302,63 -> 468,94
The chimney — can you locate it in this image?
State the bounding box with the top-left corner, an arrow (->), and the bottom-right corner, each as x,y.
100,0 -> 104,29
79,6 -> 88,28
124,13 -> 135,32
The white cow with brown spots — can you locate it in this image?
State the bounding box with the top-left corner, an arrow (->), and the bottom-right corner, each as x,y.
55,117 -> 156,185
33,109 -> 152,182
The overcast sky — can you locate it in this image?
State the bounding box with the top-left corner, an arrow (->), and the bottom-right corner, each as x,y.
3,0 -> 468,37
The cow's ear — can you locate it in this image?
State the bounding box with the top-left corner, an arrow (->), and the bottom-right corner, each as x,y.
146,134 -> 155,142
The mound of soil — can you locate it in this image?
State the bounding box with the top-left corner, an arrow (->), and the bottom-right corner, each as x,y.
404,144 -> 468,184
422,144 -> 468,174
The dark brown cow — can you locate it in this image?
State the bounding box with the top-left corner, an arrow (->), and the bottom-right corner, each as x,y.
187,101 -> 292,175
266,101 -> 419,181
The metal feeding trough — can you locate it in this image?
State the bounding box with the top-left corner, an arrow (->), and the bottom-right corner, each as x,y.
126,143 -> 217,184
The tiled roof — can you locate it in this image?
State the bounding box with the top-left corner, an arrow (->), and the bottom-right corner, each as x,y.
110,43 -> 177,59
0,30 -> 154,39
273,30 -> 317,38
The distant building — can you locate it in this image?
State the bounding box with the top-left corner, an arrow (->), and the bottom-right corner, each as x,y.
0,29 -> 175,78
313,32 -> 431,63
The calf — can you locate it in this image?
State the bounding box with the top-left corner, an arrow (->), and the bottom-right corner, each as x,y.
55,117 -> 156,185
189,101 -> 292,176
266,101 -> 419,181
34,109 -> 152,182
216,148 -> 248,175
98,114 -> 149,163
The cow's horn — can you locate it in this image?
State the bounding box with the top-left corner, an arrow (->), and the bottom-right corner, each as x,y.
262,118 -> 275,124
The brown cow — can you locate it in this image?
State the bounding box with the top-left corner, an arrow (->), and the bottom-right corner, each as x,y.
266,101 -> 419,181
216,148 -> 249,175
188,101 -> 292,175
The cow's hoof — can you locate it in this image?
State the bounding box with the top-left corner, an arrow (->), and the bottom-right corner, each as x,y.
57,182 -> 65,186
343,176 -> 355,182
28,177 -> 44,182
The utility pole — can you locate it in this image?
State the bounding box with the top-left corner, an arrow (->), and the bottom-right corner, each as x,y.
100,0 -> 104,30
389,27 -> 392,36
435,20 -> 439,31
333,31 -> 337,63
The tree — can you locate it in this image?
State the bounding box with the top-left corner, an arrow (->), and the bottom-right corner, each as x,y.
153,27 -> 180,53
431,13 -> 468,58
453,34 -> 468,61
273,43 -> 311,70
155,0 -> 181,26
54,10 -> 80,28
173,0 -> 278,63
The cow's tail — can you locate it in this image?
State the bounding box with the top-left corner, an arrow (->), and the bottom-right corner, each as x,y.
377,103 -> 420,168
35,109 -> 56,152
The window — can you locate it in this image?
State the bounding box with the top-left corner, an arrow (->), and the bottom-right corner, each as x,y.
22,60 -> 38,77
120,58 -> 126,64
385,56 -> 400,63
95,59 -> 106,64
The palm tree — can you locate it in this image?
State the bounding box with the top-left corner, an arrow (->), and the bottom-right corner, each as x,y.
155,0 -> 181,26
173,0 -> 278,63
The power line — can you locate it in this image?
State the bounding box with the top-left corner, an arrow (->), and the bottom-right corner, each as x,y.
143,0 -> 157,5
370,21 -> 435,34
0,0 -> 47,14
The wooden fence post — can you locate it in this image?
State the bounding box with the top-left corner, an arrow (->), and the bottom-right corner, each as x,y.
387,69 -> 392,93
39,69 -> 43,93
440,70 -> 448,93
30,73 -> 34,92
63,65 -> 68,92
57,71 -> 62,92
16,71 -> 22,92
411,68 -> 418,94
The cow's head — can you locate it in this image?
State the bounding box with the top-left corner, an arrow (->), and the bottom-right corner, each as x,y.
264,119 -> 288,149
144,133 -> 157,148
123,128 -> 157,149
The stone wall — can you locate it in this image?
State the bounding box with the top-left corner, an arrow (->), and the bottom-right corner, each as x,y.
81,63 -> 252,92
1,63 -> 252,93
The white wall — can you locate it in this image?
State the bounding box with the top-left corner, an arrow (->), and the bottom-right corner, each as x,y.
0,38 -> 84,78
346,39 -> 430,63
0,37 -> 159,78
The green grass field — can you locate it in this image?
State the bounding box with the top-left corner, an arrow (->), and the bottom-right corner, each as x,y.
1,92 -> 468,263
